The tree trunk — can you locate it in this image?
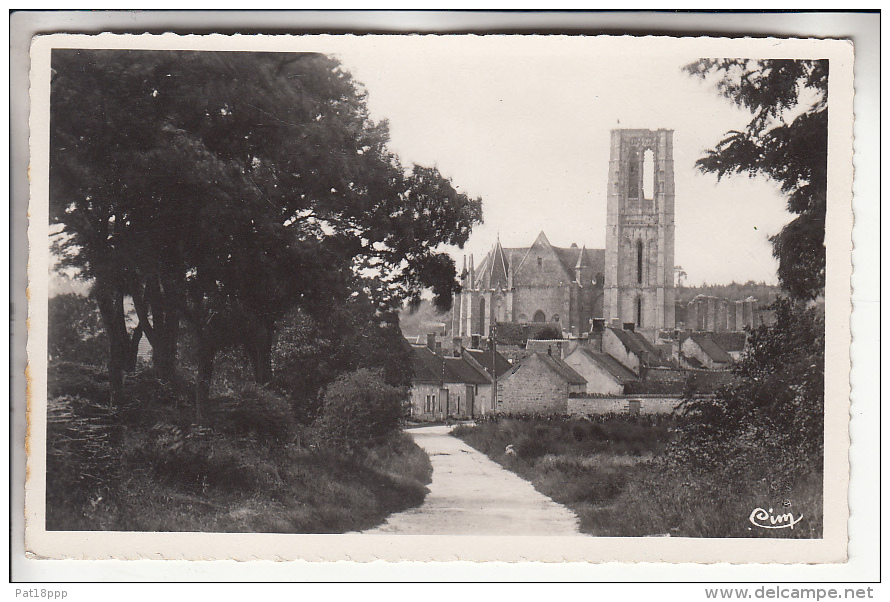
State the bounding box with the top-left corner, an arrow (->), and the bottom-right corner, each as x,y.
142,274 -> 179,382
94,284 -> 128,405
249,321 -> 274,385
123,322 -> 143,373
152,315 -> 179,382
195,330 -> 214,423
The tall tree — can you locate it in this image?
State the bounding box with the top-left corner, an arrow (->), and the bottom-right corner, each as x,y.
50,50 -> 482,409
685,59 -> 827,300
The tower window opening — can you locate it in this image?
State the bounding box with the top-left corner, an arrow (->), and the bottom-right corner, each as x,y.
636,297 -> 643,327
627,151 -> 640,199
637,240 -> 644,284
642,148 -> 655,200
537,257 -> 543,268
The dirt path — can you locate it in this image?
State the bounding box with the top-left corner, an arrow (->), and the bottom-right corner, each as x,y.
366,425 -> 582,536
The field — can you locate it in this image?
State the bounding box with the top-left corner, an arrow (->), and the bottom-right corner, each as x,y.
45,362 -> 432,533
453,416 -> 822,538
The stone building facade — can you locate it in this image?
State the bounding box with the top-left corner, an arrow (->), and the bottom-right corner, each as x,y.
450,232 -> 605,338
449,128 -> 762,345
604,128 -> 676,338
496,352 -> 587,414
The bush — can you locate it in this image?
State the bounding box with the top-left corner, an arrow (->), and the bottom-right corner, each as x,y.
48,362 -> 110,402
216,382 -> 296,443
315,369 -> 407,450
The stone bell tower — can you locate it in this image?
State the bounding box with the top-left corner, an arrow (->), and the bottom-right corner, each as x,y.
604,129 -> 676,338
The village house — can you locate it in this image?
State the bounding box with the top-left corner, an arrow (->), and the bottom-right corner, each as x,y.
564,346 -> 637,396
496,351 -> 586,414
459,346 -> 512,414
708,331 -> 748,361
601,326 -> 672,375
680,333 -> 733,370
408,335 -> 494,420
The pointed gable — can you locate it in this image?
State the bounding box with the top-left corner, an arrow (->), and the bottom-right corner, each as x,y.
515,231 -> 574,282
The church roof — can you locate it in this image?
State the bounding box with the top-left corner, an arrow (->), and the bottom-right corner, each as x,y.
475,232 -> 605,288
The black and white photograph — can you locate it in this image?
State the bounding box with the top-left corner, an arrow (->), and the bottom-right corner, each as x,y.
23,30 -> 856,565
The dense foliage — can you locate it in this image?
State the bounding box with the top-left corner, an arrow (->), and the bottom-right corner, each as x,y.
47,293 -> 108,365
46,363 -> 431,532
315,369 -> 409,451
675,298 -> 824,469
675,280 -> 782,306
271,290 -> 412,423
50,49 -> 482,409
685,59 -> 827,300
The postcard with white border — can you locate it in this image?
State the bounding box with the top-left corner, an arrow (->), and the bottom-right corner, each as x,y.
26,32 -> 853,563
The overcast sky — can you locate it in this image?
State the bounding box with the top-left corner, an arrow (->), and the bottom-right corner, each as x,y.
322,36 -> 793,287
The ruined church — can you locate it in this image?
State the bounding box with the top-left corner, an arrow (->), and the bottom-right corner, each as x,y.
451,128 -> 752,343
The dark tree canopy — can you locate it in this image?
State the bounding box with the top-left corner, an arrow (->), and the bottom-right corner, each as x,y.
50,49 -> 482,408
685,59 -> 827,300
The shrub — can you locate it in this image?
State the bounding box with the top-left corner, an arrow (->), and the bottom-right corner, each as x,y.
48,293 -> 107,366
315,369 -> 407,450
216,382 -> 296,443
48,362 -> 110,402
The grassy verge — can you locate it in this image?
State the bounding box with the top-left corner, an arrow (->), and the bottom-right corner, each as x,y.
46,362 -> 432,533
453,416 -> 821,538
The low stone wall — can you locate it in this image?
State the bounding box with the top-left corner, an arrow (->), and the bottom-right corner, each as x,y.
567,394 -> 683,416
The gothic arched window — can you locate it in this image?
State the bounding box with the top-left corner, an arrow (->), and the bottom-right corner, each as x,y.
533,310 -> 546,323
627,150 -> 640,199
636,297 -> 643,327
637,239 -> 644,284
478,297 -> 486,333
642,148 -> 655,200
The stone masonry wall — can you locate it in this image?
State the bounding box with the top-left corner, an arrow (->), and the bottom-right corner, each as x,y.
568,395 -> 681,415
497,355 -> 569,414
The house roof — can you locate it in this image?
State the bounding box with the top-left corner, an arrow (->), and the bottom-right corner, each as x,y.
410,345 -> 491,386
573,347 -> 638,384
682,355 -> 704,369
607,327 -> 672,367
709,332 -> 748,353
689,334 -> 734,364
443,356 -> 491,385
410,346 -> 444,385
463,348 -> 512,378
506,352 -> 587,386
526,339 -> 566,355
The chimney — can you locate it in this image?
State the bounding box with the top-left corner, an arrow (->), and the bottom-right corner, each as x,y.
435,341 -> 443,356
471,334 -> 481,349
452,336 -> 463,355
592,318 -> 605,333
426,333 -> 436,352
623,322 -> 635,332
610,317 -> 622,328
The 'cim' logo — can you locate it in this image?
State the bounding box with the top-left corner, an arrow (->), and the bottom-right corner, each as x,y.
748,507 -> 803,530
